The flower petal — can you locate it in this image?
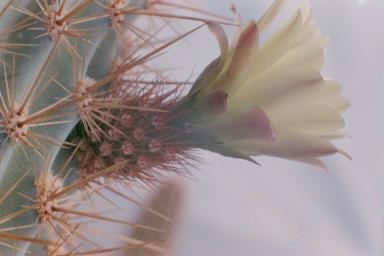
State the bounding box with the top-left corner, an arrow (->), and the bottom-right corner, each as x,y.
228,132 -> 347,159
223,22 -> 259,93
251,4 -> 326,77
268,104 -> 345,135
209,108 -> 276,141
257,0 -> 286,32
188,57 -> 223,97
187,23 -> 229,96
230,76 -> 347,114
262,80 -> 349,112
228,22 -> 258,74
253,11 -> 305,74
206,21 -> 229,56
188,23 -> 259,101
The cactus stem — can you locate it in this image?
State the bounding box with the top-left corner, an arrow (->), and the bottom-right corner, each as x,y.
0,151 -> 164,252
0,55 -> 74,152
0,169 -> 32,207
22,94 -> 71,123
60,0 -> 95,22
50,160 -> 127,200
0,232 -> 52,247
19,41 -> 59,112
13,0 -> 101,53
0,1 -> 229,254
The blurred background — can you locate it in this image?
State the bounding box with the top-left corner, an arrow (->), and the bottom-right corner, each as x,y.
149,0 -> 384,255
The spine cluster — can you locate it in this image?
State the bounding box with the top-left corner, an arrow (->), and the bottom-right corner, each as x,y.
0,0 -> 212,254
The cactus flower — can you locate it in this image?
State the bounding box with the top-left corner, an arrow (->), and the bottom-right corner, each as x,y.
75,0 -> 350,187
0,0 -> 352,254
172,0 -> 350,166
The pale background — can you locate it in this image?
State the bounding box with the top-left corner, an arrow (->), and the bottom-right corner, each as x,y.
153,0 -> 384,256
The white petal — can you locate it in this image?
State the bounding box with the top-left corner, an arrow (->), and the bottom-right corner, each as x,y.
230,1 -> 327,97
251,11 -> 305,75
263,79 -> 348,111
230,78 -> 347,114
229,13 -> 328,103
257,0 -> 286,32
227,132 -> 345,159
267,104 -> 345,135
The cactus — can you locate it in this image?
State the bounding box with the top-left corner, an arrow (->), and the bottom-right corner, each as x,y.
0,0 -> 349,255
0,0 -> 187,254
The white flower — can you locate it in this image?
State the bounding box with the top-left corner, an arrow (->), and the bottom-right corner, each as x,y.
181,0 -> 349,166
